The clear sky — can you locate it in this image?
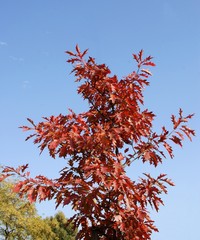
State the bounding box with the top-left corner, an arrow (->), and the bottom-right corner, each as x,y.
0,1 -> 199,239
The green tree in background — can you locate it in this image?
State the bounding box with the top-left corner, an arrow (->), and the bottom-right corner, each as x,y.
44,212 -> 77,240
0,180 -> 55,240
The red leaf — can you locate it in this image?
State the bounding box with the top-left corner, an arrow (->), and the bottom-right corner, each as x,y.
144,151 -> 150,160
141,69 -> 152,76
65,51 -> 76,56
133,53 -> 139,63
28,188 -> 37,203
76,44 -> 80,53
163,142 -> 174,158
13,182 -> 24,193
27,118 -> 36,127
170,135 -> 182,147
138,49 -> 143,61
63,197 -> 71,206
143,61 -> 156,67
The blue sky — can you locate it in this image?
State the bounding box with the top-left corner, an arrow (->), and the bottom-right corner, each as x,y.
0,1 -> 199,239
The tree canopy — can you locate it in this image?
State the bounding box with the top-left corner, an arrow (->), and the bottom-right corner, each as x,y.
0,179 -> 76,240
0,46 -> 195,239
0,179 -> 55,240
44,211 -> 77,240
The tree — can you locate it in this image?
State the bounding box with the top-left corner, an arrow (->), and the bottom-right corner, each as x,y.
0,179 -> 56,240
44,211 -> 77,240
0,46 -> 195,239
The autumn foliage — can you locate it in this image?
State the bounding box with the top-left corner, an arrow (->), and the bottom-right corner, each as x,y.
1,46 -> 195,239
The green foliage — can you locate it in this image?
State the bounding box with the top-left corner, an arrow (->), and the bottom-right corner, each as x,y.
0,180 -> 55,240
44,211 -> 77,240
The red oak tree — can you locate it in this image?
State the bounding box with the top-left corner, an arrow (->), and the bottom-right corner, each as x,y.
1,46 -> 195,239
